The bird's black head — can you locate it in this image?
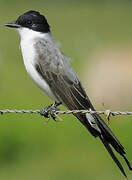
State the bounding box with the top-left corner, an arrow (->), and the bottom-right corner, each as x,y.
5,10 -> 50,33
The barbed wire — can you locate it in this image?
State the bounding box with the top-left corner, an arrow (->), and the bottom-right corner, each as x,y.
0,109 -> 132,121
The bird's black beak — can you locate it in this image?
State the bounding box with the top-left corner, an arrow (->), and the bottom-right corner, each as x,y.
4,22 -> 21,28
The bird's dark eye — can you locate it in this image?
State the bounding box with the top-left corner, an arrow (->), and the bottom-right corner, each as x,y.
27,20 -> 32,25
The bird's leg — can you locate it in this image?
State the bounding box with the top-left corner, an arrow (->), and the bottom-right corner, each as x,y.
40,102 -> 62,121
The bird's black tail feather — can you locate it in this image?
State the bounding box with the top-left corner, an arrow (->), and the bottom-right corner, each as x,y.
93,113 -> 132,178
74,111 -> 132,178
99,134 -> 127,178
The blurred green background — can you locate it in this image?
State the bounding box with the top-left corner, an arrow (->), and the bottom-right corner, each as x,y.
0,0 -> 132,180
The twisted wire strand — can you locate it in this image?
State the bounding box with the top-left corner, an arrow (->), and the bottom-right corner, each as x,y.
0,109 -> 132,118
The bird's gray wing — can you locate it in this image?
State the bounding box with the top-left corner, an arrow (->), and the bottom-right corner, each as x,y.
34,39 -> 101,136
34,39 -> 94,112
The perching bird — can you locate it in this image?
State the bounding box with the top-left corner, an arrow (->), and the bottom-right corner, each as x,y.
5,10 -> 132,178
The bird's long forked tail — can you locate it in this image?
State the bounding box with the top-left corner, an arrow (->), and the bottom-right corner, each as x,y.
75,111 -> 132,178
99,134 -> 132,179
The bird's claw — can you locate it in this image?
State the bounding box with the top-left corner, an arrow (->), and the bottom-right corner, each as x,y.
40,102 -> 61,121
40,105 -> 52,118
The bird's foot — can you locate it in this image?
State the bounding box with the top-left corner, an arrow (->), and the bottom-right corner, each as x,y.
40,102 -> 62,122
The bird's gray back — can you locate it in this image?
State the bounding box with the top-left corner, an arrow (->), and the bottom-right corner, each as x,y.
34,38 -> 94,110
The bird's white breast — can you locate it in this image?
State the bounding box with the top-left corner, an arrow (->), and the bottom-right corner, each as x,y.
18,27 -> 57,100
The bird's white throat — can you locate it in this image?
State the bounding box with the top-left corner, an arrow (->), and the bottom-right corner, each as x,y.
17,27 -> 53,41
